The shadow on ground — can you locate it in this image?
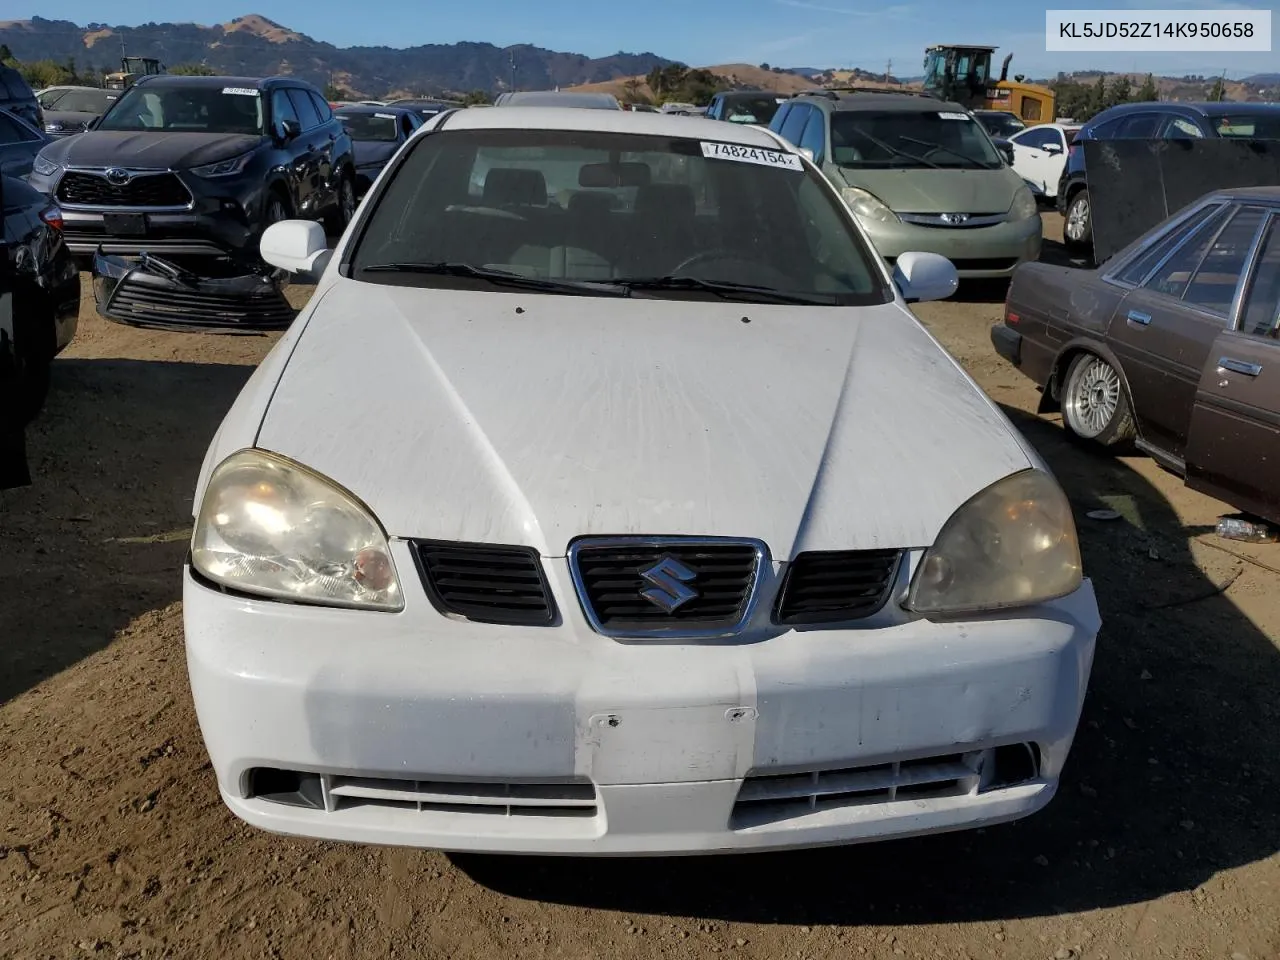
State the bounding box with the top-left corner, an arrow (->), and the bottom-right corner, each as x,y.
453,405 -> 1280,925
0,357 -> 252,702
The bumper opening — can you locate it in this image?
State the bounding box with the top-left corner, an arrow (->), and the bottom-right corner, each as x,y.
92,249 -> 298,333
247,767 -> 325,810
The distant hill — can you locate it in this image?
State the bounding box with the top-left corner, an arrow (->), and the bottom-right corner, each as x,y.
0,14 -> 674,97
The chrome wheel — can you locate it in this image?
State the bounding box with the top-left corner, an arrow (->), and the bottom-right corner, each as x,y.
339,179 -> 355,224
265,196 -> 288,225
1065,194 -> 1090,241
1064,354 -> 1120,439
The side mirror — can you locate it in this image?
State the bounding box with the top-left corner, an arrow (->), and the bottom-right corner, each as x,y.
260,220 -> 332,278
86,116 -> 101,130
996,140 -> 1015,165
892,251 -> 958,303
274,119 -> 302,142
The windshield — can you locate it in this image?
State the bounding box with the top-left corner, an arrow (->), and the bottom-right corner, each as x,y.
351,129 -> 888,305
830,110 -> 1002,168
47,88 -> 118,114
339,112 -> 399,141
725,97 -> 782,124
1213,113 -> 1280,138
97,84 -> 265,135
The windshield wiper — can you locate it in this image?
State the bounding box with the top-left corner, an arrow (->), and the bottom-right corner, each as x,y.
359,261 -> 626,296
843,128 -> 941,169
613,276 -> 836,305
897,136 -> 989,169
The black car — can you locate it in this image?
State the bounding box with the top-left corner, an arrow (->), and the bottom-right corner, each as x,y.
0,65 -> 42,131
26,75 -> 357,261
972,109 -> 1026,139
37,85 -> 120,137
1,173 -> 80,422
1057,100 -> 1280,256
382,98 -> 462,121
705,90 -> 785,126
334,104 -> 423,195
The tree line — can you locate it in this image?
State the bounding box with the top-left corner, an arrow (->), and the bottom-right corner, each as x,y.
1048,72 -> 1225,122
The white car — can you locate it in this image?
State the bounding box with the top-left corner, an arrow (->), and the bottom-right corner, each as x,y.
1007,122 -> 1081,199
183,107 -> 1100,855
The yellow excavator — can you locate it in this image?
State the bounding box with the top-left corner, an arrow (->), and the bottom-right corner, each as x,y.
921,44 -> 1056,124
104,57 -> 165,91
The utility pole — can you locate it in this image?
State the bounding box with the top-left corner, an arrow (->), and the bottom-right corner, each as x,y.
509,51 -> 517,92
885,59 -> 891,84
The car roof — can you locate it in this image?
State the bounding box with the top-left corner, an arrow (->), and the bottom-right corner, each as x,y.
797,91 -> 968,113
496,91 -> 620,107
1088,100 -> 1280,123
437,105 -> 789,147
335,104 -> 415,116
1207,185 -> 1280,202
134,75 -> 306,90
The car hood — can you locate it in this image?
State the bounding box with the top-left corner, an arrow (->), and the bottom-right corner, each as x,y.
40,131 -> 264,169
352,140 -> 398,167
44,109 -> 99,129
255,283 -> 1033,557
839,166 -> 1021,214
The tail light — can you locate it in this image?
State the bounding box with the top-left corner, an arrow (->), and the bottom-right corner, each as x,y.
39,205 -> 64,230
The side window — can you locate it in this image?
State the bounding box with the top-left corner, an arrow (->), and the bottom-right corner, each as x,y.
799,107 -> 826,163
770,102 -> 791,133
1181,205 -> 1266,315
271,89 -> 299,129
1115,204 -> 1223,284
309,91 -> 333,122
1162,115 -> 1205,139
708,96 -> 722,119
1240,217 -> 1280,337
1090,116 -> 1125,138
1015,127 -> 1052,149
1117,113 -> 1160,137
287,88 -> 322,130
779,104 -> 809,147
1143,205 -> 1234,297
0,112 -> 36,144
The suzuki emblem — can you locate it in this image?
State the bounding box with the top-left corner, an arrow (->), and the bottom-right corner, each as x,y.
639,555 -> 699,612
104,167 -> 131,185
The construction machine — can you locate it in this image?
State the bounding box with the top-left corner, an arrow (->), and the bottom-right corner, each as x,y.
104,57 -> 165,91
921,45 -> 1055,124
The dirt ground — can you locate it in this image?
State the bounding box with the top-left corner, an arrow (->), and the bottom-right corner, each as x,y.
2,214 -> 1278,960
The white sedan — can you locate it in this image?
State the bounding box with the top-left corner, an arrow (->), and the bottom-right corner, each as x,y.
1007,122 -> 1081,199
183,106 -> 1100,855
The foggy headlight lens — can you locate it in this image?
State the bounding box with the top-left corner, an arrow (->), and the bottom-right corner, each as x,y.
1009,184 -> 1037,220
191,449 -> 402,611
841,186 -> 900,223
32,153 -> 61,177
907,469 -> 1082,616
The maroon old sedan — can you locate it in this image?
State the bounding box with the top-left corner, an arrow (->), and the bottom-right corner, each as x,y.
992,186 -> 1280,524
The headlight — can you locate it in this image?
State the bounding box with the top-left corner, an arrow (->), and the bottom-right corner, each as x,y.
906,469 -> 1082,616
190,152 -> 254,178
1008,184 -> 1037,221
32,153 -> 61,177
841,186 -> 899,223
191,449 -> 403,611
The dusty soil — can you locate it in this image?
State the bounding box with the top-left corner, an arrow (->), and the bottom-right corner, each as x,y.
2,214 -> 1278,960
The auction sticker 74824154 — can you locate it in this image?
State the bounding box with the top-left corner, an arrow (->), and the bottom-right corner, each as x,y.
699,141 -> 804,171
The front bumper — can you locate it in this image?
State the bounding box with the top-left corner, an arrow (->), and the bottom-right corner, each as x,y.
990,322 -> 1022,366
92,252 -> 297,333
867,214 -> 1043,279
183,545 -> 1100,856
58,206 -> 257,257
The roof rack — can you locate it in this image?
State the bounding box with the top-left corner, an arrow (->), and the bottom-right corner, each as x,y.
793,86 -> 941,100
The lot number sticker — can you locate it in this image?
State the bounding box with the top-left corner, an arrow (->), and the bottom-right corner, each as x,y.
374,113 -> 397,119
222,87 -> 260,96
937,112 -> 971,120
700,141 -> 804,171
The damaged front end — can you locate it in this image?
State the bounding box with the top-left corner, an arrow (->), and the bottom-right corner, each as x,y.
92,250 -> 299,334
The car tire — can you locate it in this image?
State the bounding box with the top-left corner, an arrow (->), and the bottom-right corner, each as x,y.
324,175 -> 356,236
264,191 -> 291,227
1061,352 -> 1135,447
1063,188 -> 1092,254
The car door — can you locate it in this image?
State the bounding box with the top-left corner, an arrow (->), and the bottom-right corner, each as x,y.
1185,208 -> 1280,520
798,106 -> 827,165
1009,126 -> 1058,194
1107,202 -> 1266,460
307,91 -> 341,208
285,88 -> 324,214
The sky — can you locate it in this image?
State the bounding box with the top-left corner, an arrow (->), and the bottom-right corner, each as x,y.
28,0 -> 1279,80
